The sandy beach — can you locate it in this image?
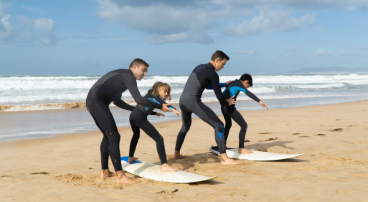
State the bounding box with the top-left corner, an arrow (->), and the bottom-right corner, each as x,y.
1,100 -> 368,202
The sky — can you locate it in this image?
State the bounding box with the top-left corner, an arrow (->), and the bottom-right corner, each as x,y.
0,0 -> 368,76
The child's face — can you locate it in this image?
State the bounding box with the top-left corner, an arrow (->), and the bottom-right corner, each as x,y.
241,80 -> 251,89
158,87 -> 169,99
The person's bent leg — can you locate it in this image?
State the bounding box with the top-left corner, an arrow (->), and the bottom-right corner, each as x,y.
194,102 -> 240,165
221,105 -> 232,146
173,104 -> 192,159
128,117 -> 140,163
87,108 -> 113,178
139,120 -> 178,171
230,109 -> 252,154
87,103 -> 138,184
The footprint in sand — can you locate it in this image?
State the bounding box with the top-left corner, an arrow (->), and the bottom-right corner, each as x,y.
30,172 -> 49,175
299,136 -> 309,137
0,175 -> 13,178
265,137 -> 278,141
292,133 -> 300,135
316,134 -> 326,136
259,132 -> 272,134
329,128 -> 343,132
244,140 -> 251,142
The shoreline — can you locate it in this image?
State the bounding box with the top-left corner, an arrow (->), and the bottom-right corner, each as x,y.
1,99 -> 367,145
1,100 -> 367,201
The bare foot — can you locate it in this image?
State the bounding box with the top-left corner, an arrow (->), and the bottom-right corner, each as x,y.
162,163 -> 178,172
220,154 -> 241,165
128,157 -> 139,163
116,171 -> 139,184
100,169 -> 115,178
172,150 -> 185,160
238,148 -> 253,154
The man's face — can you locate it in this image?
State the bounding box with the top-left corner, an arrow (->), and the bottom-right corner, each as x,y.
131,64 -> 148,80
214,58 -> 227,71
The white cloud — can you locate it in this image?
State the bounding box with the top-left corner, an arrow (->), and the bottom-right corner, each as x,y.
215,0 -> 368,10
96,0 -> 368,43
0,15 -> 56,46
0,14 -> 13,42
97,0 -> 220,43
0,1 -> 56,46
223,6 -> 315,37
287,47 -> 298,52
315,49 -> 331,56
234,50 -> 256,55
340,50 -> 346,55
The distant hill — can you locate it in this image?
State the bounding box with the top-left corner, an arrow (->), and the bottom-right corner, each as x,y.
290,67 -> 368,74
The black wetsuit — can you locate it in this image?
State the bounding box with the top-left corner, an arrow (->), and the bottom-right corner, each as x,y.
129,90 -> 175,165
175,63 -> 229,154
208,79 -> 260,148
86,69 -> 162,171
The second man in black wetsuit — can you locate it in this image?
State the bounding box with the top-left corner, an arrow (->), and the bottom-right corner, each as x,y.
173,50 -> 241,165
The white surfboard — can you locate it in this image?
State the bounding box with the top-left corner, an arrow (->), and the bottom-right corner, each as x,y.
209,146 -> 304,161
120,156 -> 217,183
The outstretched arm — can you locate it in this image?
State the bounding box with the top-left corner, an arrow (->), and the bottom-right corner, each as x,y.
243,89 -> 268,109
113,95 -> 135,111
244,89 -> 261,102
124,74 -> 163,109
206,83 -> 226,89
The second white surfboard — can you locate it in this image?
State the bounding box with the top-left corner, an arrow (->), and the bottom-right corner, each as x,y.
209,146 -> 304,161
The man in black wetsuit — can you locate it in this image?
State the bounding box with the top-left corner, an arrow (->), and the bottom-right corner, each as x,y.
86,58 -> 171,184
173,50 -> 240,165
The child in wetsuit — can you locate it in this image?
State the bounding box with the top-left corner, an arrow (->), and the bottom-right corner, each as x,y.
207,73 -> 268,154
128,82 -> 181,171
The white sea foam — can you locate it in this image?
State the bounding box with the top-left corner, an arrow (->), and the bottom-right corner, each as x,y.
1,73 -> 368,111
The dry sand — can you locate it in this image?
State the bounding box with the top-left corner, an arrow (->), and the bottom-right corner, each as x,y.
1,100 -> 368,202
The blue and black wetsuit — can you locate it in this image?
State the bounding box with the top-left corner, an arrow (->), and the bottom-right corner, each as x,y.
175,62 -> 229,154
86,69 -> 163,172
129,90 -> 175,165
207,79 -> 260,148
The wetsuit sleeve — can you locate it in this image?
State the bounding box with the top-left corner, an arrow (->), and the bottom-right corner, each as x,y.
150,111 -> 157,115
158,97 -> 176,111
245,89 -> 261,102
205,83 -> 226,89
210,73 -> 229,106
113,95 -> 135,111
124,75 -> 163,109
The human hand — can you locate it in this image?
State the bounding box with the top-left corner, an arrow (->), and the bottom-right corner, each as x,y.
156,113 -> 165,117
173,109 -> 181,116
161,104 -> 171,112
259,101 -> 268,109
226,80 -> 234,86
227,96 -> 235,106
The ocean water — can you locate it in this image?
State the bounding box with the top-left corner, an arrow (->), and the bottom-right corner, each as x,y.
1,73 -> 368,142
1,74 -> 368,111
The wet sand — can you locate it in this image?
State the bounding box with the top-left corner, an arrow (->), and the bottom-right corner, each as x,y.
1,100 -> 368,201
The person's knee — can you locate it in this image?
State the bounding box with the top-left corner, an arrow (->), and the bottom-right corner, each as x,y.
240,122 -> 248,130
109,127 -> 121,142
155,135 -> 164,144
215,124 -> 225,140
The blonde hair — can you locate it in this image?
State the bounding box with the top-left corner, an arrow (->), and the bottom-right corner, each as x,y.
152,82 -> 172,101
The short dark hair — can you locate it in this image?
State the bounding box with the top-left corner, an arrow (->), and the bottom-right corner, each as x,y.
239,73 -> 253,86
211,50 -> 230,61
129,58 -> 149,69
